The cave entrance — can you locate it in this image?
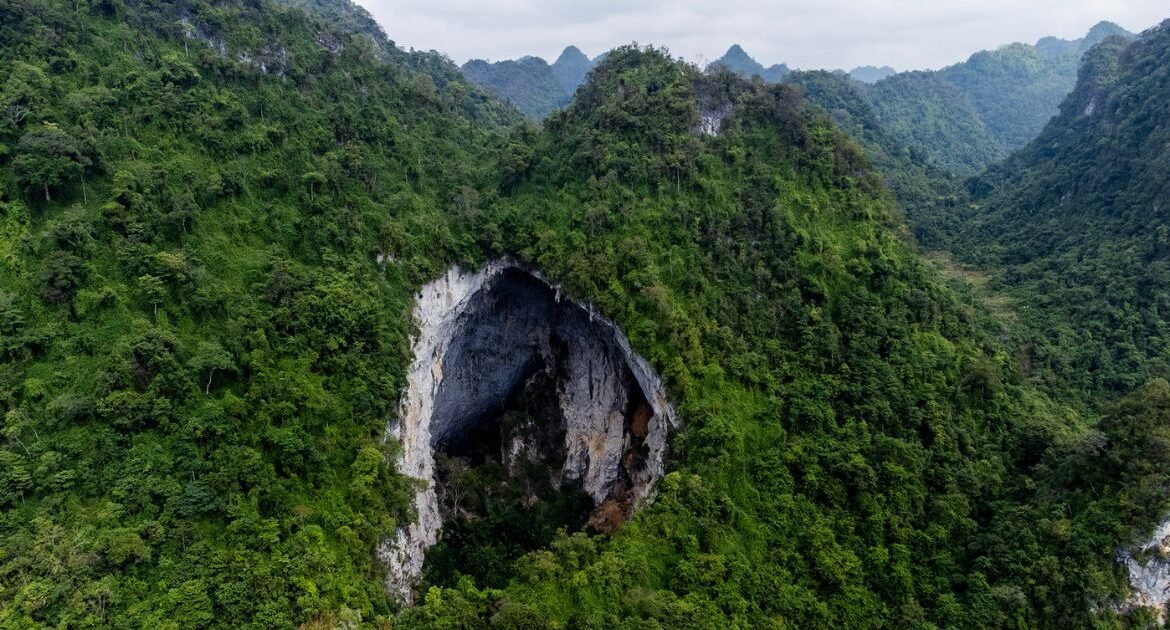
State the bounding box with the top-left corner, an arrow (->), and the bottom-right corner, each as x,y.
384,261 -> 676,602
423,367 -> 596,588
421,268 -> 651,586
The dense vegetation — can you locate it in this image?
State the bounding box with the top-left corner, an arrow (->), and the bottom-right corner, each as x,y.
684,24 -> 1132,180
0,0 -> 513,625
782,70 -> 964,249
402,51 -> 1170,628
461,47 -> 595,119
1,0 -> 1169,627
461,58 -> 570,120
936,24 -> 1170,402
862,21 -> 1131,176
466,43 -> 892,124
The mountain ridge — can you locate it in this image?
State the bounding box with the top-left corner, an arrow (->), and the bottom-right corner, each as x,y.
706,44 -> 791,82
937,23 -> 1170,397
459,45 -> 597,118
1,0 -> 1168,626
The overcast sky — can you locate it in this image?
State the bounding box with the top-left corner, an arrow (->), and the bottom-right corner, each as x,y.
355,0 -> 1167,71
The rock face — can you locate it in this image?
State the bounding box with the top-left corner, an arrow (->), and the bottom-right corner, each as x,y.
697,102 -> 731,136
378,260 -> 676,602
1120,519 -> 1170,618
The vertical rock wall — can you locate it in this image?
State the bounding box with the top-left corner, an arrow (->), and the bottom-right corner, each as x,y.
378,260 -> 676,603
1120,518 -> 1170,618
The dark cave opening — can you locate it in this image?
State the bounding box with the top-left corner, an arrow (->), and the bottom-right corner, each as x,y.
423,373 -> 595,589
418,267 -> 657,587
385,262 -> 676,600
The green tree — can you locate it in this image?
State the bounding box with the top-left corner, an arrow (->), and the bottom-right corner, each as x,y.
0,291 -> 24,338
189,341 -> 234,395
300,171 -> 326,202
13,123 -> 90,201
39,250 -> 86,304
136,274 -> 167,319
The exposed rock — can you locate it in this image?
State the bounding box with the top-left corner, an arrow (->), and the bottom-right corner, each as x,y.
1119,518 -> 1170,619
697,102 -> 732,136
379,260 -> 676,603
586,498 -> 629,534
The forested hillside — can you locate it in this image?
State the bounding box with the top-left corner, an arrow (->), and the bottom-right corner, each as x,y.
1,0 -> 1168,627
460,47 -> 595,119
940,23 -> 1170,400
400,48 -> 1170,629
509,25 -> 1131,180
704,23 -> 1133,180
783,70 -> 964,249
460,57 -> 569,120
0,0 -> 512,625
863,21 -> 1131,175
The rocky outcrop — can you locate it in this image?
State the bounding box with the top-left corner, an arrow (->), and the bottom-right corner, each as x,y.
378,260 -> 676,603
1120,519 -> 1170,618
697,101 -> 731,136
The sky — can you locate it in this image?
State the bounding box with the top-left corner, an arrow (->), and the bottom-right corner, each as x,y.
355,0 -> 1167,71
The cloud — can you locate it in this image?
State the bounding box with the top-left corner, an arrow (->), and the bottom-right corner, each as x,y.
359,0 -> 1168,71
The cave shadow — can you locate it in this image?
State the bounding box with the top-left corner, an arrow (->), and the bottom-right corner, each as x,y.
420,267 -> 656,587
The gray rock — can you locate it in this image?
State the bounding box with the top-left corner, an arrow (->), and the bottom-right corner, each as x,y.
1119,518 -> 1170,619
379,260 -> 676,603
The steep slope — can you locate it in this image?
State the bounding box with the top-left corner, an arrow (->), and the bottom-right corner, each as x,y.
1034,20 -> 1132,58
863,22 -> 1132,175
399,48 -> 1163,628
783,70 -> 964,248
947,25 -> 1170,397
460,46 -> 595,119
266,0 -> 523,123
461,56 -> 569,119
0,0 -> 512,625
704,27 -> 1131,177
550,45 -> 593,94
935,28 -> 1116,151
864,70 -> 1006,175
1,1 -> 1167,628
707,44 -> 791,82
271,0 -> 389,47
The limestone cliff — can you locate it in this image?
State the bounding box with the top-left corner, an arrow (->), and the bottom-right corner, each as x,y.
1120,519 -> 1170,618
378,260 -> 676,602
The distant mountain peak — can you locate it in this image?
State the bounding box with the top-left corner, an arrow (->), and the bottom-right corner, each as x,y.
723,44 -> 751,60
710,45 -> 790,82
556,45 -> 588,62
1034,21 -> 1134,58
1083,20 -> 1133,49
849,65 -> 896,83
551,44 -> 594,95
1088,20 -> 1127,35
461,44 -> 596,118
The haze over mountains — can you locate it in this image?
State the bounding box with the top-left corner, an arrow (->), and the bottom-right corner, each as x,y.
461,43 -> 898,119
462,22 -> 1131,173
706,44 -> 792,83
945,24 -> 1170,397
461,46 -> 597,119
5,0 -> 1170,626
862,19 -> 1133,174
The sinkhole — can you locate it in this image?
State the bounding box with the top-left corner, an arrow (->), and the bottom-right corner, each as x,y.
380,260 -> 676,602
